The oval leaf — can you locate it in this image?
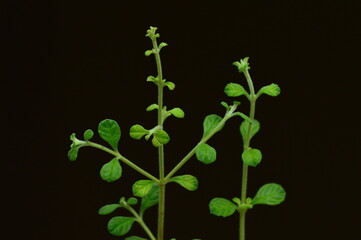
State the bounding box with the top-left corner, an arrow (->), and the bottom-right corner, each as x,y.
203,114 -> 223,138
152,130 -> 170,147
132,180 -> 155,197
240,119 -> 260,144
168,108 -> 185,118
257,83 -> 281,97
196,143 -> 217,164
252,183 -> 286,205
242,148 -> 262,167
100,158 -> 122,182
140,185 -> 159,214
224,83 -> 248,97
146,103 -> 159,111
209,198 -> 237,217
165,81 -> 175,90
68,146 -> 80,161
83,129 -> 94,140
130,125 -> 149,140
98,204 -> 121,215
107,216 -> 135,236
98,119 -> 121,150
170,174 -> 198,191
127,197 -> 138,205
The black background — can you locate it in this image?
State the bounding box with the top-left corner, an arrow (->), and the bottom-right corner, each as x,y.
5,1 -> 361,240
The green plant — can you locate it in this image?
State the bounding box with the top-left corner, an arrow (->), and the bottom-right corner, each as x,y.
68,26 -> 247,240
208,57 -> 286,240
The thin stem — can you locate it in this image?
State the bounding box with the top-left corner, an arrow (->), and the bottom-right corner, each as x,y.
84,141 -> 159,183
152,37 -> 166,240
126,204 -> 157,240
239,68 -> 256,240
164,105 -> 238,182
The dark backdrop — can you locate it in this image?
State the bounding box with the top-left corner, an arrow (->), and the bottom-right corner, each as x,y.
5,1 -> 360,240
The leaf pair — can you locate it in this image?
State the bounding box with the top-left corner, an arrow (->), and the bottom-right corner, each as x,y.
129,124 -> 170,147
209,183 -> 286,217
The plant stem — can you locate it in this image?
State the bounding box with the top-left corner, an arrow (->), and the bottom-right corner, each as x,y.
239,69 -> 256,240
126,204 -> 157,240
152,37 -> 166,240
85,141 -> 159,183
164,105 -> 238,182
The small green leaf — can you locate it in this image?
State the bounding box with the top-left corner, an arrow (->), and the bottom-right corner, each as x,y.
126,236 -> 147,240
232,197 -> 241,206
168,108 -> 185,118
127,197 -> 138,205
107,216 -> 135,236
98,204 -> 121,215
159,42 -> 168,49
224,83 -> 248,97
196,143 -> 217,164
240,119 -> 260,144
164,81 -> 175,90
257,83 -> 281,97
203,114 -> 223,138
98,119 -> 121,150
68,146 -> 80,161
144,50 -> 154,56
100,158 -> 122,182
147,75 -> 158,83
146,103 -> 159,111
220,101 -> 229,110
170,175 -> 198,191
152,130 -> 170,147
132,180 -> 155,197
252,183 -> 286,205
83,129 -> 94,140
140,185 -> 159,214
242,148 -> 262,167
130,125 -> 149,140
209,198 -> 237,217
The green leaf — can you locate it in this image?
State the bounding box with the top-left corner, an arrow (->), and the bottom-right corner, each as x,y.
68,146 -> 80,161
209,198 -> 237,217
220,101 -> 229,110
98,204 -> 121,215
98,119 -> 121,150
147,75 -> 158,83
203,114 -> 223,138
146,103 -> 159,111
242,148 -> 262,167
159,42 -> 168,49
170,175 -> 198,191
132,180 -> 155,197
196,143 -> 217,164
168,108 -> 185,118
107,216 -> 135,236
127,197 -> 138,205
144,50 -> 154,56
252,183 -> 286,205
100,158 -> 122,182
130,125 -> 149,140
83,129 -> 94,140
232,197 -> 241,206
126,236 -> 147,240
224,83 -> 248,97
152,130 -> 170,147
240,119 -> 260,144
164,81 -> 175,90
257,83 -> 281,97
140,185 -> 159,214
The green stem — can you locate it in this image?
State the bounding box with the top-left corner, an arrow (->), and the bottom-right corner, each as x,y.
240,69 -> 256,240
164,105 -> 238,182
152,37 -> 166,240
85,141 -> 159,183
126,204 -> 157,240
